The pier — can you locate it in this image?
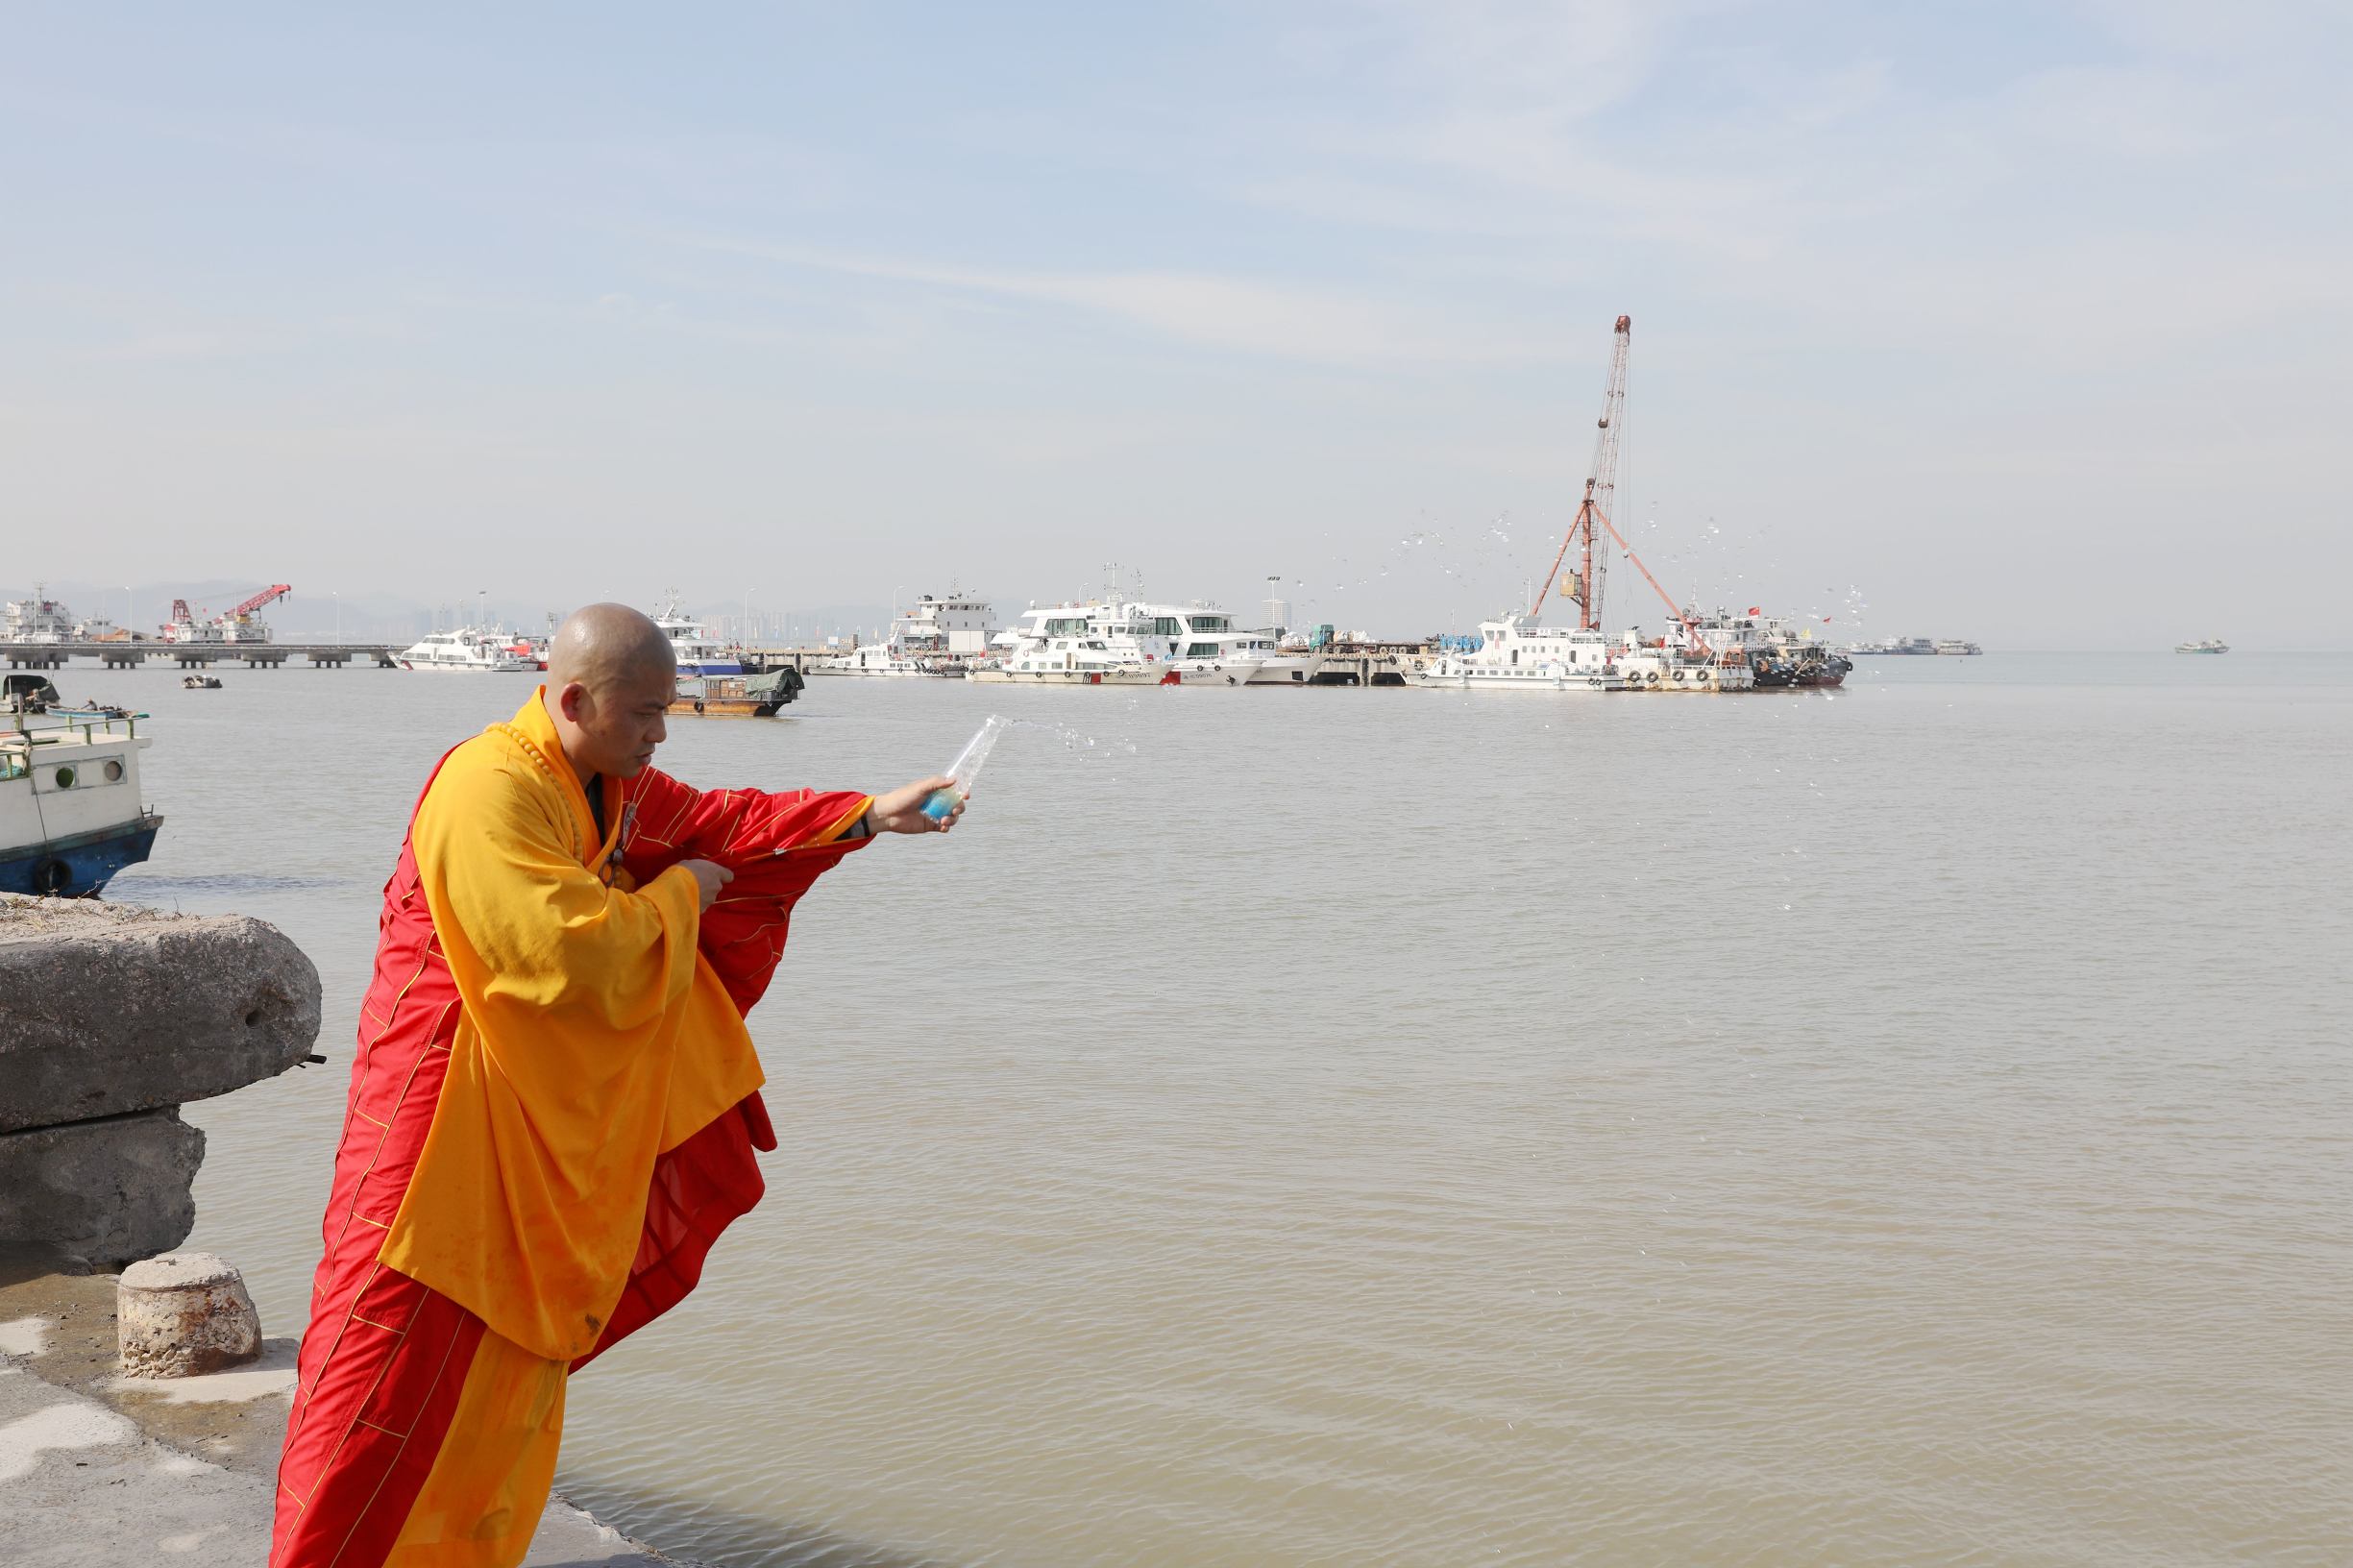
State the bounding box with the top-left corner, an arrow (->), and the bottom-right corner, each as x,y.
1,642 -> 401,670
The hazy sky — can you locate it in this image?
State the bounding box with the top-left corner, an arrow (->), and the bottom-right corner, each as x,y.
5,3 -> 2347,647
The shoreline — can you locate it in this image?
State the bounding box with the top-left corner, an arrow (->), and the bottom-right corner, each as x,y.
0,1246 -> 681,1566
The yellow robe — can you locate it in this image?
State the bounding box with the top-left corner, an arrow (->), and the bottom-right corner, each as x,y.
381,692 -> 768,1362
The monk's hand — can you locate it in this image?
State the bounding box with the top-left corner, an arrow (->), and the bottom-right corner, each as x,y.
867,775 -> 963,835
680,858 -> 734,910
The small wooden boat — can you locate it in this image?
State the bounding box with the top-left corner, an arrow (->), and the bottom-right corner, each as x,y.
183,674 -> 223,690
668,668 -> 804,718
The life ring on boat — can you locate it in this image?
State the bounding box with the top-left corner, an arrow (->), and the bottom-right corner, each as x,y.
1587,677 -> 1602,688
31,858 -> 72,895
1644,671 -> 1659,686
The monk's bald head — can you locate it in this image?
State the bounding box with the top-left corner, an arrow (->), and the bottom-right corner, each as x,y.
544,604 -> 675,780
548,603 -> 674,693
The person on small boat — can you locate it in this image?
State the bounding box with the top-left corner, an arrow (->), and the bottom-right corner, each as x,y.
271,603 -> 961,1568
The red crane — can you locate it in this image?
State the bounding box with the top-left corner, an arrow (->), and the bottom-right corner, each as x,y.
224,584 -> 292,620
1531,317 -> 1708,654
1532,316 -> 1630,631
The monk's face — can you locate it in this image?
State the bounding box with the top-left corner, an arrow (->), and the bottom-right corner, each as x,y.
558,662 -> 673,779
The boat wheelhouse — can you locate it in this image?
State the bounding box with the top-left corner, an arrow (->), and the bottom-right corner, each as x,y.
650,591 -> 743,675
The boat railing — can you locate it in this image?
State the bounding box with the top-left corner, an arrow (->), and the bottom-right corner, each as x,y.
7,708 -> 146,744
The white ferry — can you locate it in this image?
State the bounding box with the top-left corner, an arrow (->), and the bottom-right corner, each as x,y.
971,607 -> 1164,685
3,678 -> 162,896
1123,601 -> 1311,686
651,592 -> 743,675
2175,638 -> 2229,654
395,628 -> 536,672
1405,616 -> 1624,691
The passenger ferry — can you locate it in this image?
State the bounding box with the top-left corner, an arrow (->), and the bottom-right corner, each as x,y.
651,592 -> 743,675
2,677 -> 163,896
1405,616 -> 1624,691
2175,638 -> 2229,654
395,628 -> 536,672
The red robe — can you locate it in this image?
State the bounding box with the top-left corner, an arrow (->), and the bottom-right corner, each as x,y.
271,760 -> 868,1568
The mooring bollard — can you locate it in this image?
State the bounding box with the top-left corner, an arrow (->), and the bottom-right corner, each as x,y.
117,1250 -> 262,1377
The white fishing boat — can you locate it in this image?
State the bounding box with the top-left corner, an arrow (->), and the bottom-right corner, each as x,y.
650,591 -> 743,675
1405,616 -> 1624,691
2,678 -> 162,896
395,628 -> 536,672
2175,638 -> 2228,654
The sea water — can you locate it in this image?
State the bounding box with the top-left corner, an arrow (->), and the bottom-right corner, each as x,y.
81,656 -> 2353,1568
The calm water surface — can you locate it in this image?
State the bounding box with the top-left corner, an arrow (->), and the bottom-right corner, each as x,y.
75,655 -> 2352,1566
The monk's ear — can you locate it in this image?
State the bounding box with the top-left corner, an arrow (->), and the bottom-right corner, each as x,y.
555,681 -> 592,723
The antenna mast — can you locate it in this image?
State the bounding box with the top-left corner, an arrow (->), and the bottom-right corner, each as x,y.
1532,314 -> 1631,630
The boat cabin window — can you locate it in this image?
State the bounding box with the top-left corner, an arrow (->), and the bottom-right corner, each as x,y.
1186,643 -> 1218,658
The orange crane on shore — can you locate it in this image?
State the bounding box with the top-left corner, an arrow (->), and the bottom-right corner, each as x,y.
1531,316 -> 1708,654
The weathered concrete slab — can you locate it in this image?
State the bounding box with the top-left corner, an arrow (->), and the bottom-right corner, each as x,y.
2,1264 -> 678,1566
0,896 -> 322,1133
0,1110 -> 204,1269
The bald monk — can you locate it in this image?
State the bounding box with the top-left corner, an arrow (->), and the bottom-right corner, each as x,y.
272,604 -> 961,1568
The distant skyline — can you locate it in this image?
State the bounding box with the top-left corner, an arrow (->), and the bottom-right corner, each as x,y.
5,4 -> 2347,649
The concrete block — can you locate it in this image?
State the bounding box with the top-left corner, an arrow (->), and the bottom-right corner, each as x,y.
0,1110 -> 204,1268
117,1251 -> 261,1377
0,897 -> 322,1133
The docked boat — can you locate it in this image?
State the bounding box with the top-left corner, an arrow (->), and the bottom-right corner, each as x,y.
1680,608 -> 1849,688
395,628 -> 537,672
1123,600 -> 1311,686
3,682 -> 163,896
3,586 -> 74,644
669,668 -> 804,718
1614,636 -> 1755,692
2175,638 -> 2229,654
970,613 -> 1165,685
1404,615 -> 1623,691
809,640 -> 930,676
651,592 -> 743,675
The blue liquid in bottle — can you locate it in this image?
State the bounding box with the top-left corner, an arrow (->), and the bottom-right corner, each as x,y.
922,714 -> 1010,821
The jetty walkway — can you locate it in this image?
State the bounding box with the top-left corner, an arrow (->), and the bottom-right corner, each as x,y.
2,641 -> 400,670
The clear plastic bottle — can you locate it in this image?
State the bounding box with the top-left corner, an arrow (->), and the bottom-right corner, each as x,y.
921,714 -> 1010,821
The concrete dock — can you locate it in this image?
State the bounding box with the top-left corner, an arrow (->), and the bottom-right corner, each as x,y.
0,1246 -> 671,1565
2,642 -> 400,669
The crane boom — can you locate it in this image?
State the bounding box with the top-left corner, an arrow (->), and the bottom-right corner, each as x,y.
226,583 -> 292,619
1531,315 -> 1630,631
